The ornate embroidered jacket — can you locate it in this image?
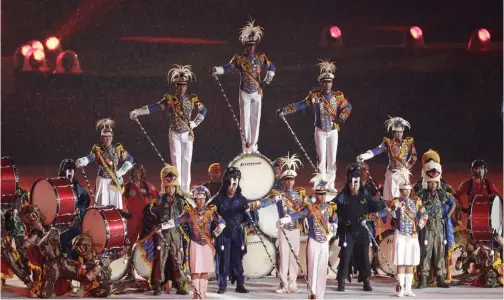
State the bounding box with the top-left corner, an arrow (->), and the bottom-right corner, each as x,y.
222,52 -> 275,94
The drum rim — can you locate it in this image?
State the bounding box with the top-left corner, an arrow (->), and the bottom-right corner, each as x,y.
1,157 -> 19,201
228,152 -> 275,200
30,177 -> 78,225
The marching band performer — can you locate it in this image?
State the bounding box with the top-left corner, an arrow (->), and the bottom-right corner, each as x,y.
130,65 -> 207,194
76,119 -> 134,210
333,164 -> 390,292
277,60 -> 352,192
278,172 -> 337,299
57,159 -> 91,258
415,162 -> 455,288
211,19 -> 276,153
357,116 -> 417,201
142,164 -> 189,296
203,163 -> 222,197
390,180 -> 428,297
159,186 -> 226,299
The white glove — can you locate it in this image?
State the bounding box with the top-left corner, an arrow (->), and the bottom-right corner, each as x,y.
189,121 -> 197,129
357,150 -> 374,163
161,219 -> 175,231
129,110 -> 138,120
213,223 -> 226,237
276,215 -> 292,227
361,219 -> 367,227
211,66 -> 224,76
330,223 -> 338,234
418,218 -> 426,230
263,70 -> 275,84
76,157 -> 89,168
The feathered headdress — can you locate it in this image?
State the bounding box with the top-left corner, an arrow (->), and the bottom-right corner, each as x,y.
167,64 -> 196,85
160,164 -> 180,191
239,19 -> 264,45
96,118 -> 114,137
192,185 -> 211,201
392,168 -> 412,189
384,116 -> 411,132
280,153 -> 303,179
422,149 -> 441,169
317,59 -> 336,82
310,172 -> 329,194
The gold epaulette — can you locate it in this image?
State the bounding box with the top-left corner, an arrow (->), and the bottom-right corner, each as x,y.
269,189 -> 282,198
184,205 -> 192,213
328,202 -> 337,211
405,137 -> 414,144
114,143 -> 124,151
295,187 -> 306,196
383,137 -> 391,144
207,204 -> 217,213
91,144 -> 102,153
334,91 -> 346,101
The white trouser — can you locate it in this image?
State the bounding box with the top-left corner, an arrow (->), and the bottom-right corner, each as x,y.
95,176 -> 123,209
278,228 -> 300,289
169,130 -> 193,193
383,169 -> 410,201
307,238 -> 329,299
314,127 -> 339,188
239,89 -> 262,151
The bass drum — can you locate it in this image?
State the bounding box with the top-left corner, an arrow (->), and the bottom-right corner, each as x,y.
469,194 -> 503,241
243,234 -> 276,279
377,229 -> 396,275
82,206 -> 128,254
258,203 -> 279,238
109,251 -> 130,281
229,152 -> 275,200
1,157 -> 19,207
132,235 -> 156,280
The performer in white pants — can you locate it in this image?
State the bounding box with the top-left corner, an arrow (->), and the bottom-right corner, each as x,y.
130,65 -> 207,194
357,117 -> 418,201
278,60 -> 352,192
76,119 -> 134,209
278,173 -> 337,299
211,19 -> 275,153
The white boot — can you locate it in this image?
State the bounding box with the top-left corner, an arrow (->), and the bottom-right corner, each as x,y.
192,279 -> 200,299
404,274 -> 416,297
397,274 -> 405,297
199,278 -> 208,299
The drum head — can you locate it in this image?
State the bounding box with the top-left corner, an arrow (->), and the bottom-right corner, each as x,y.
243,234 -> 276,279
31,179 -> 57,225
133,237 -> 156,280
258,204 -> 279,238
377,229 -> 396,275
82,208 -> 107,254
491,195 -> 503,235
229,153 -> 275,200
110,252 -> 129,281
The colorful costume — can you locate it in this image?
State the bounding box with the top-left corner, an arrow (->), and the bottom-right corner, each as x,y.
130,65 -> 206,193
202,163 -> 222,197
212,19 -> 275,153
279,172 -> 337,299
76,119 -> 134,209
333,164 -> 390,292
357,117 -> 417,201
278,60 -> 352,191
412,149 -> 454,195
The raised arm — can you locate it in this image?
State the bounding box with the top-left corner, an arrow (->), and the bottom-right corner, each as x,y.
357,140 -> 387,163
129,95 -> 173,120
212,55 -> 239,75
277,91 -> 314,117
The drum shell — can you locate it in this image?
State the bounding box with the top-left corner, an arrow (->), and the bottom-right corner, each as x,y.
31,177 -> 77,226
229,153 -> 275,200
469,195 -> 503,241
82,206 -> 127,254
1,157 -> 19,205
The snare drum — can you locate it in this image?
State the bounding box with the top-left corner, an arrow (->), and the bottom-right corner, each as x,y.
132,236 -> 156,280
229,153 -> 275,200
1,157 -> 19,206
82,206 -> 127,254
469,194 -> 503,241
31,177 -> 77,226
258,203 -> 279,238
377,229 -> 396,275
243,234 -> 276,279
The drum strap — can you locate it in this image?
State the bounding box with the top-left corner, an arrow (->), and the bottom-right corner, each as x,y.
283,194 -> 300,211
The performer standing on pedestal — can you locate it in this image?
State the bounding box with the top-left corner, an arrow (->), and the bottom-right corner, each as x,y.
211,19 -> 275,153
357,117 -> 417,200
130,65 -> 207,194
277,60 -> 352,192
76,119 -> 134,209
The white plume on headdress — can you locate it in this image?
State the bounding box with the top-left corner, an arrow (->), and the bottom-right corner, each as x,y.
280,153 -> 302,179
96,118 -> 114,131
384,116 -> 411,132
393,169 -> 412,190
167,64 -> 196,84
317,59 -> 336,81
239,19 -> 264,44
310,172 -> 329,190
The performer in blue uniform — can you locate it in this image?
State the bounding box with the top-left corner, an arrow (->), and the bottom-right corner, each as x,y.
212,19 -> 276,153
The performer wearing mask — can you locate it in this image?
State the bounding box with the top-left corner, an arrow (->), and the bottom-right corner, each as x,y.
333,164 -> 390,292
390,180 -> 428,297
211,19 -> 276,153
159,186 -> 225,299
141,165 -> 189,296
76,119 -> 134,209
203,163 -> 222,197
412,149 -> 454,195
130,65 -> 207,194
278,172 -> 337,299
357,117 -> 417,201
415,162 -> 455,289
277,60 -> 352,192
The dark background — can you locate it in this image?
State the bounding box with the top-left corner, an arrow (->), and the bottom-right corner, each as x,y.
1,0 -> 503,171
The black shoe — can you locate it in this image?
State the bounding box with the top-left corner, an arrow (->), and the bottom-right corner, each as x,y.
153,286 -> 162,296
176,281 -> 189,295
347,273 -> 352,283
337,279 -> 345,292
217,288 -> 226,294
363,279 -> 373,291
236,284 -> 249,293
119,210 -> 132,220
437,275 -> 451,288
418,275 -> 428,289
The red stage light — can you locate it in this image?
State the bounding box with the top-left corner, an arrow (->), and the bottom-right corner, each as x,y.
33,49 -> 45,61
329,26 -> 341,39
21,45 -> 32,56
46,37 -> 60,50
31,40 -> 44,51
410,26 -> 423,40
478,29 -> 490,42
